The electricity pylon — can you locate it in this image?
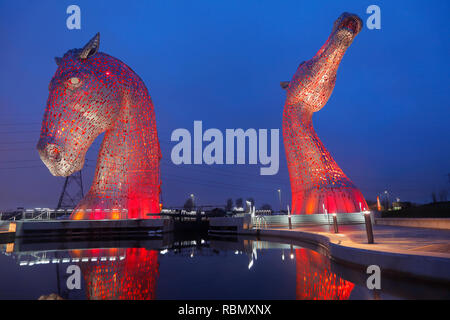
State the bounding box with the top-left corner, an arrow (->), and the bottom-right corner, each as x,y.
56,171 -> 84,210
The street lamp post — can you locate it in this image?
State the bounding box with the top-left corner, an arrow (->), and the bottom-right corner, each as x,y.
287,205 -> 292,230
277,189 -> 282,214
332,213 -> 339,233
384,190 -> 390,210
364,211 -> 374,244
190,194 -> 195,211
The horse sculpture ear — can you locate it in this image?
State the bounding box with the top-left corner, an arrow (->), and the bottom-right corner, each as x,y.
79,32 -> 100,59
54,57 -> 62,66
280,81 -> 290,90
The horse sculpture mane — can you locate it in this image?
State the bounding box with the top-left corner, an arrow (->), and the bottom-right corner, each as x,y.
37,33 -> 161,220
282,13 -> 368,214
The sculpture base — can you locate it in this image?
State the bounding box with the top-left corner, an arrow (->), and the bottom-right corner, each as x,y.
70,194 -> 160,220
291,186 -> 368,215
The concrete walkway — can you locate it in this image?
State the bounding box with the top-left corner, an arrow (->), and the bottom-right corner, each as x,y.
286,224 -> 450,258
249,224 -> 450,283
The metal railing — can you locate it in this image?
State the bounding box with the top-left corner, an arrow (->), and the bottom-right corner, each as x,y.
1,209 -> 73,221
251,212 -> 366,229
253,215 -> 268,229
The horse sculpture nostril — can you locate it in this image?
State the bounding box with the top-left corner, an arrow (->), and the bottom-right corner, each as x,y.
342,15 -> 362,34
46,144 -> 62,162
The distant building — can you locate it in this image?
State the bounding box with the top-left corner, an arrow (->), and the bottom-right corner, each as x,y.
392,201 -> 412,211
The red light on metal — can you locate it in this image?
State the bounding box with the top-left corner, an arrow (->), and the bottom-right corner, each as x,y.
282,13 -> 368,215
37,33 -> 161,220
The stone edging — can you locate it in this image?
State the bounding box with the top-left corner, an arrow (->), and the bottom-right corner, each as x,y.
240,228 -> 450,284
375,218 -> 450,230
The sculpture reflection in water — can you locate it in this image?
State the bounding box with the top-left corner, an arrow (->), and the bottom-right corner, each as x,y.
282,13 -> 368,214
37,33 -> 161,220
72,248 -> 159,300
295,248 -> 354,300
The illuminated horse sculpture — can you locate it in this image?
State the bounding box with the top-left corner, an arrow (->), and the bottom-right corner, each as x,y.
37,33 -> 161,220
282,13 -> 368,214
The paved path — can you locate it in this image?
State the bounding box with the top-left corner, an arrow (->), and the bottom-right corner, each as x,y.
270,224 -> 450,258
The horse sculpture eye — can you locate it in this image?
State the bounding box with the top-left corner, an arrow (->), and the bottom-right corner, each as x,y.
69,77 -> 81,86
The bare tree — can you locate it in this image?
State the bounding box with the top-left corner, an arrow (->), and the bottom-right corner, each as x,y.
431,192 -> 437,203
183,198 -> 194,211
439,189 -> 448,202
225,198 -> 233,211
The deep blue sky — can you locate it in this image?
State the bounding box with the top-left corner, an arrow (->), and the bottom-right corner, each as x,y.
0,0 -> 449,210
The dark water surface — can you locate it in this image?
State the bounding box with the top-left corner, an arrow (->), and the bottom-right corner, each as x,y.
0,235 -> 448,300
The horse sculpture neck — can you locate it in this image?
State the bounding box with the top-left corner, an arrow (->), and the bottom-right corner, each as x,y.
283,44 -> 347,187
282,13 -> 368,215
71,54 -> 161,220
283,104 -> 352,199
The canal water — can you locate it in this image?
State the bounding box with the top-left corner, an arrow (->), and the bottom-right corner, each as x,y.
0,234 -> 448,300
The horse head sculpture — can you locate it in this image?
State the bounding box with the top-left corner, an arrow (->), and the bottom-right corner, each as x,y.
37,33 -> 161,219
282,13 -> 368,214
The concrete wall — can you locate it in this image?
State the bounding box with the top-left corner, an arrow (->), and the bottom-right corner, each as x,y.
209,214 -> 252,234
375,218 -> 450,230
0,221 -> 15,243
0,221 -> 14,232
15,218 -> 173,237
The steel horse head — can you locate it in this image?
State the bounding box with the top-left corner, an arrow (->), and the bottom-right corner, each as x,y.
37,33 -> 161,219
